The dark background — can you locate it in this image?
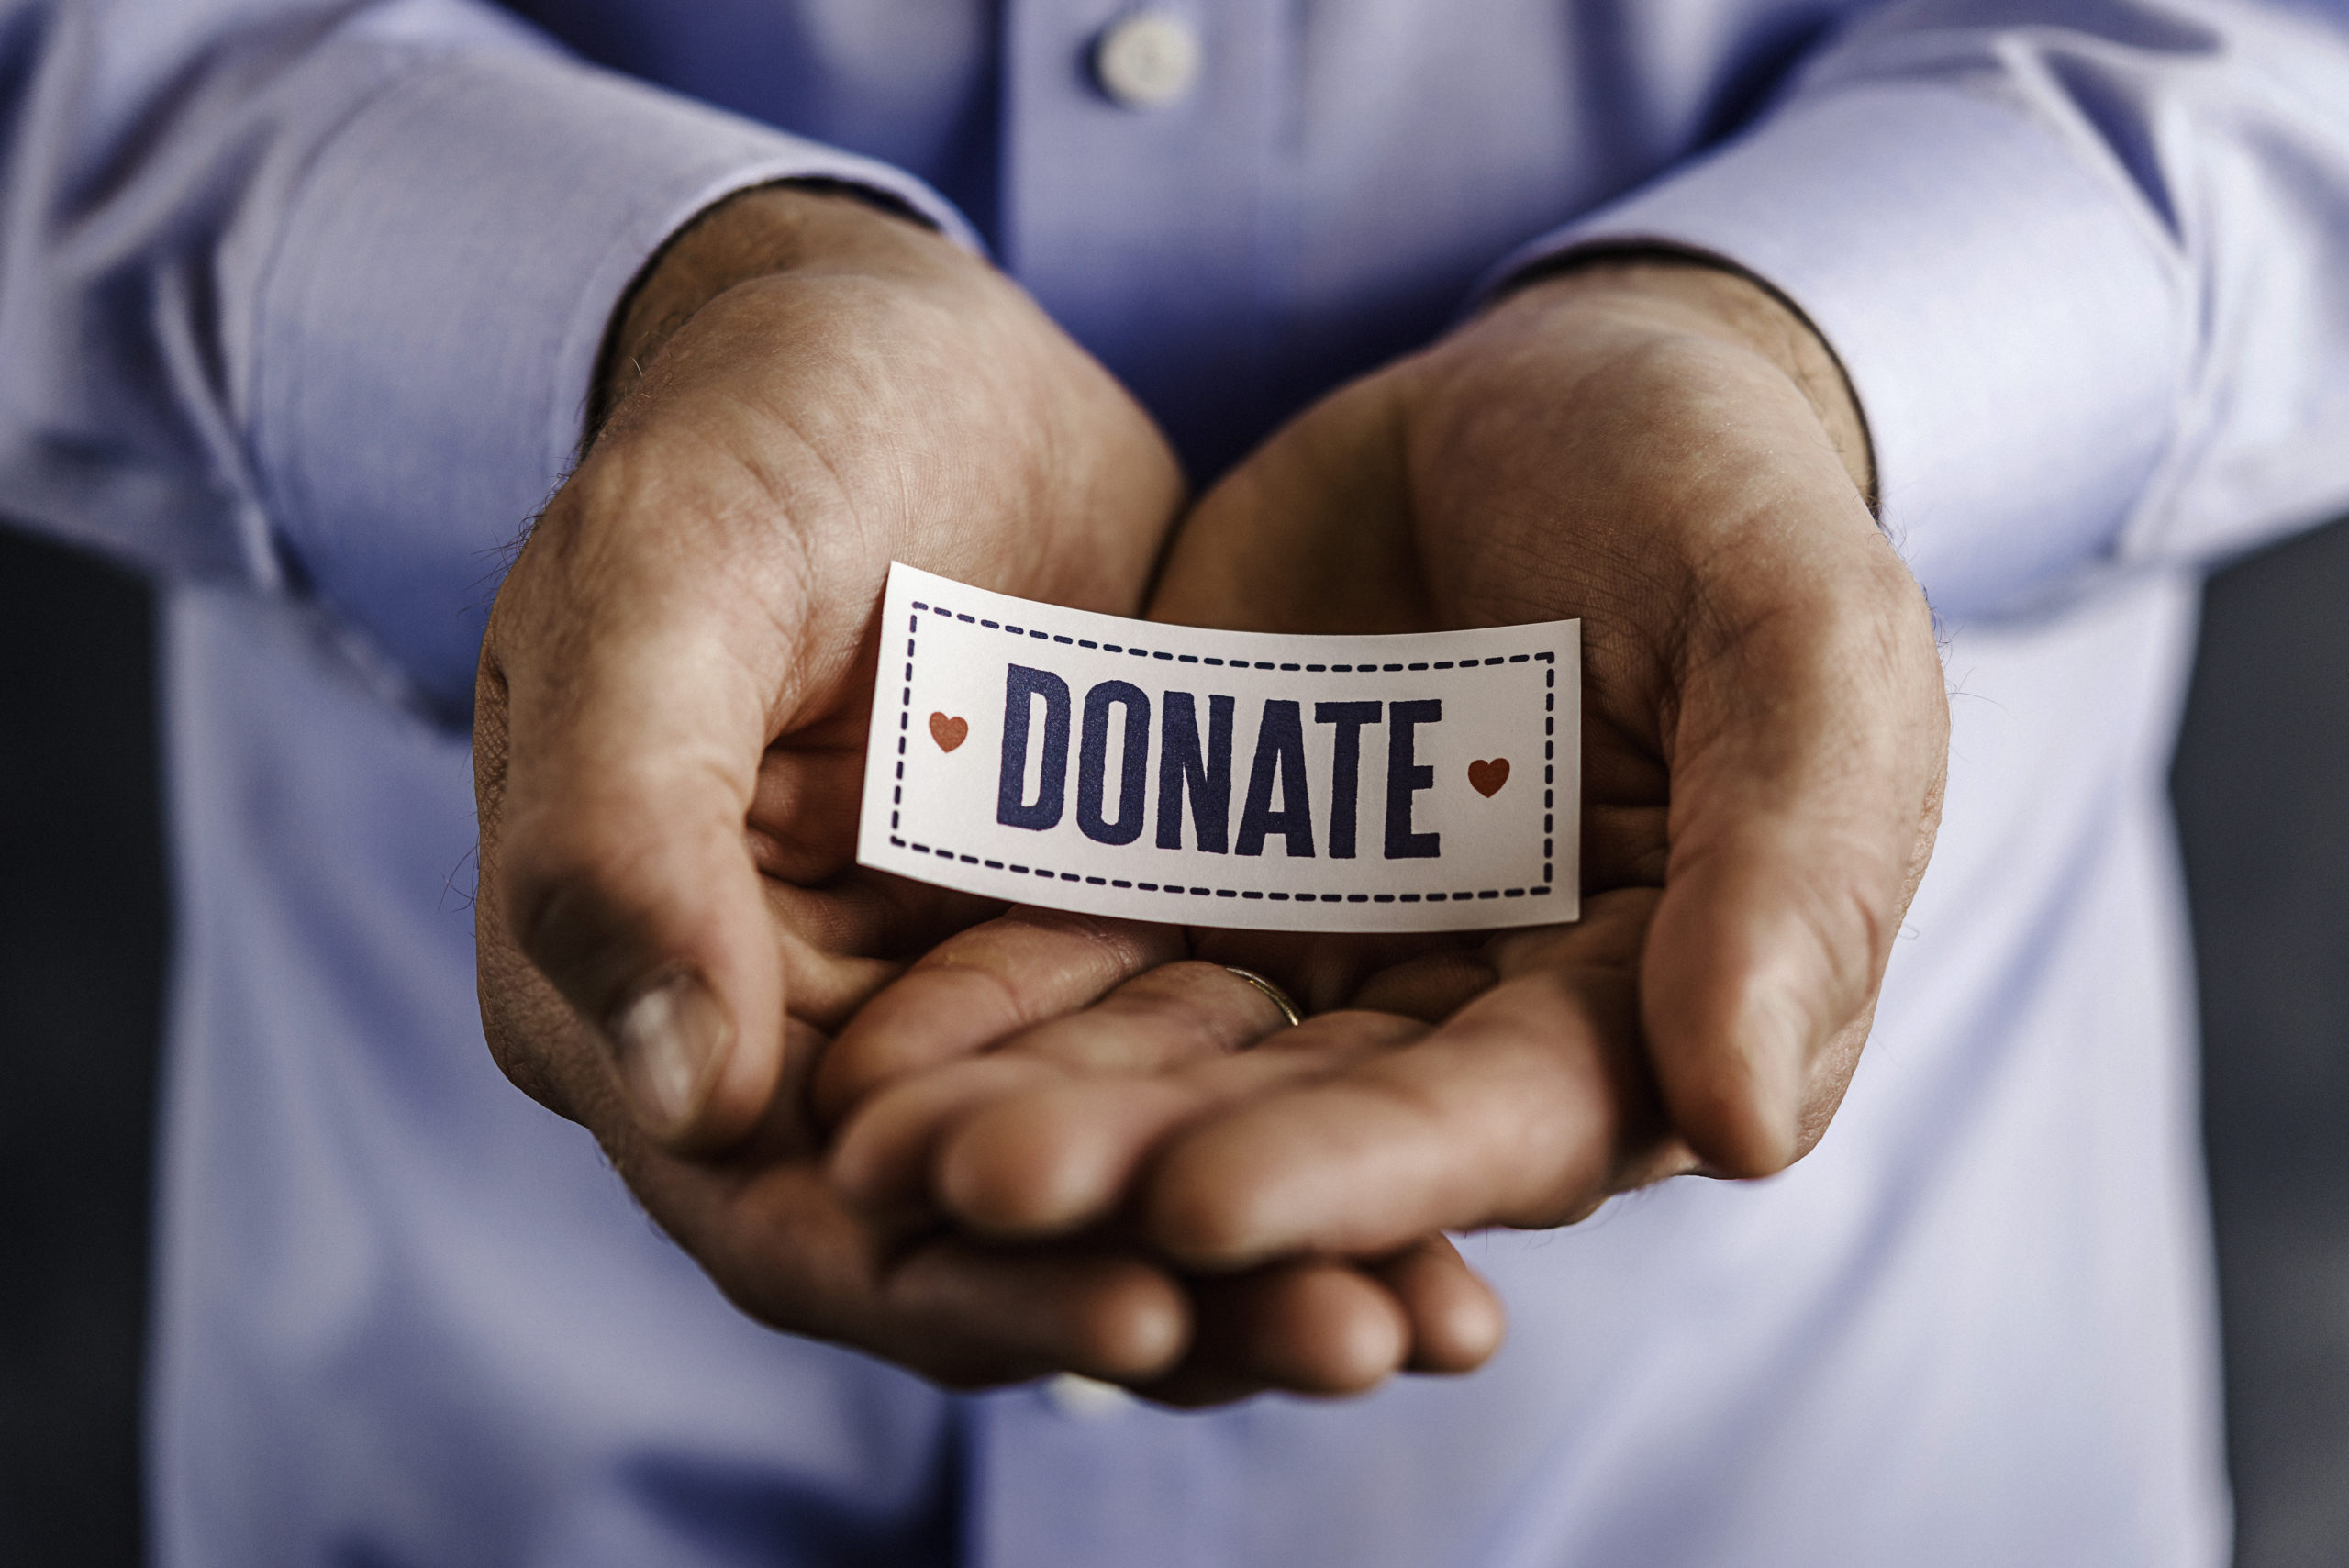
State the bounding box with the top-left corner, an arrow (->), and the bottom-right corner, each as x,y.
3,517 -> 2345,1564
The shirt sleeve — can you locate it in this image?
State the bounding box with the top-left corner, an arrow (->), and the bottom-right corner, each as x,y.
0,0 -> 974,716
1490,0 -> 2349,621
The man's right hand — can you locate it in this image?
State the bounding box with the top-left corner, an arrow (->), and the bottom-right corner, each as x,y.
472,184 -> 1205,1385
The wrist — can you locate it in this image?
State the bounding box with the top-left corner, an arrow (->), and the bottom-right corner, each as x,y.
1486,254 -> 1875,506
591,182 -> 958,437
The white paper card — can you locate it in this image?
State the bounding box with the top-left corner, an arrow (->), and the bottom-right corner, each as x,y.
856,563 -> 1579,933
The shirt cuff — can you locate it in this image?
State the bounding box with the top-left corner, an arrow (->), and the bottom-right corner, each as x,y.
251,46 -> 975,717
1488,81 -> 2187,620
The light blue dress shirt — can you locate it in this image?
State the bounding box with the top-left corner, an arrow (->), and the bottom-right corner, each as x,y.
6,1 -> 2349,1562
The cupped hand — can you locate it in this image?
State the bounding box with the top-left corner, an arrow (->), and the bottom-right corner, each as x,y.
1152,255 -> 1949,1183
820,257 -> 1947,1338
473,184 -> 1198,1385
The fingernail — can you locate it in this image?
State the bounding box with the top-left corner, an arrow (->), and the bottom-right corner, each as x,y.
610,974 -> 729,1139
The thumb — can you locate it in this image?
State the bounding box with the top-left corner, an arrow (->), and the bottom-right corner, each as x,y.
1639,536 -> 1945,1178
480,510 -> 803,1152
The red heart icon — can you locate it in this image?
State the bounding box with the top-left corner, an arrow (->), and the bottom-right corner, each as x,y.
929,713 -> 969,752
1467,758 -> 1509,797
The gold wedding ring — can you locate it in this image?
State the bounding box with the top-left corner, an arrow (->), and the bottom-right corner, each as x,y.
1221,966 -> 1303,1029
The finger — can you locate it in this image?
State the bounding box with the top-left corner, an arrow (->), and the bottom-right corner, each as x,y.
1644,525 -> 1946,1175
762,889 -> 903,1039
618,1042 -> 1194,1390
1145,915 -> 1669,1268
878,1238 -> 1193,1387
484,492 -> 813,1152
745,728 -> 865,884
767,844 -> 1020,951
1372,1236 -> 1506,1373
933,1009 -> 1422,1240
835,972 -> 1353,1234
1138,1259 -> 1410,1406
811,909 -> 1185,1123
827,957 -> 1294,1223
757,875 -> 1014,1040
936,1077 -> 1206,1240
827,1053 -> 1064,1219
986,960 -> 1297,1074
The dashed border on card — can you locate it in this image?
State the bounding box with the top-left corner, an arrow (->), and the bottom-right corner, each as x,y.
884,599 -> 1561,905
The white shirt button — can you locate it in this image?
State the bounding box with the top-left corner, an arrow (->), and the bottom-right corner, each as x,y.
1094,12 -> 1201,110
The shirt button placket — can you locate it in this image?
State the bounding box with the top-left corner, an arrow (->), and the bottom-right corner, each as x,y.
1002,0 -> 1286,480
